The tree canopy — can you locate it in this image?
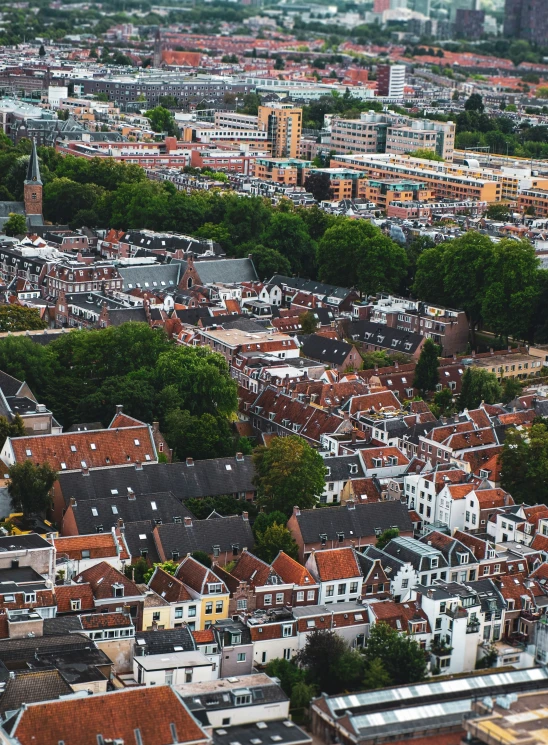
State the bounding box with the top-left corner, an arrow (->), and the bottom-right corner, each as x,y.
413,339 -> 440,396
500,422 -> 548,505
458,368 -> 502,411
8,461 -> 57,516
253,436 -> 326,515
0,306 -> 47,332
363,622 -> 428,686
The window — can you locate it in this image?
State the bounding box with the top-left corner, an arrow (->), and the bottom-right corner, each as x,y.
205,602 -> 213,615
216,601 -> 223,613
296,591 -> 304,602
282,624 -> 292,637
188,606 -> 196,617
338,583 -> 346,596
283,648 -> 292,660
402,579 -> 409,589
350,582 -> 358,594
208,583 -> 223,594
307,590 -> 315,600
237,653 -> 246,662
82,550 -> 90,559
237,599 -> 247,610
264,594 -> 272,606
326,585 -> 334,597
165,670 -> 173,685
275,593 -> 284,605
71,599 -> 81,611
175,607 -> 183,619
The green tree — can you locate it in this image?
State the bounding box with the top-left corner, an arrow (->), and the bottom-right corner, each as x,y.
191,550 -> 212,568
39,44 -> 46,57
376,527 -> 399,550
299,311 -> 318,335
304,172 -> 333,202
0,414 -> 25,451
253,436 -> 326,515
164,409 -> 235,461
265,658 -> 305,697
8,461 -> 57,516
290,681 -> 316,709
124,558 -> 148,584
261,212 -> 317,277
238,92 -> 261,115
501,423 -> 548,505
297,629 -> 364,694
145,106 -> 178,136
464,93 -> 484,112
318,220 -> 407,295
3,212 -> 27,236
254,523 -> 298,563
363,622 -> 427,685
486,203 -> 511,221
144,560 -> 179,584
158,94 -> 179,108
413,339 -> 440,396
501,377 -> 523,404
362,657 -> 392,690
0,305 -> 47,332
481,239 -> 539,343
186,495 -> 258,520
459,368 -> 502,410
430,388 -> 455,418
249,245 -> 291,280
252,510 -> 287,537
407,149 -> 443,161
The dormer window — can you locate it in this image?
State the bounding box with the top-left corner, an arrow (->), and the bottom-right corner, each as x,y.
320,533 -> 327,546
112,584 -> 124,598
458,553 -> 469,565
208,583 -> 223,594
430,557 -> 438,569
373,458 -> 382,468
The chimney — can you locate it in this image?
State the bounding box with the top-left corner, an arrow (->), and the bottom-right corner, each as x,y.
242,511 -> 249,521
128,488 -> 136,501
427,589 -> 434,599
81,466 -> 89,476
186,457 -> 194,467
236,452 -> 244,462
394,360 -> 399,370
116,404 -> 123,415
471,350 -> 476,357
347,499 -> 356,510
70,497 -> 77,507
135,460 -> 142,471
490,348 -> 494,355
152,421 -> 159,433
293,505 -> 301,517
351,427 -> 357,444
117,517 -> 124,529
184,516 -> 192,527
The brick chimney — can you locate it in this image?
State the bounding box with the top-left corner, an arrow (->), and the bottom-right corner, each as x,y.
116,404 -> 124,415
184,516 -> 192,527
186,457 -> 194,467
293,505 -> 300,517
242,511 -> 249,521
152,421 -> 159,433
128,488 -> 136,501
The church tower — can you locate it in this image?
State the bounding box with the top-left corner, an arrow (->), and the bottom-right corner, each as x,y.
24,140 -> 43,219
153,28 -> 162,69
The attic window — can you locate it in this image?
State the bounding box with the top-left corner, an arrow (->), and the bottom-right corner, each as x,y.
139,534 -> 147,540
70,445 -> 77,452
90,443 -> 96,450
91,507 -> 99,516
134,439 -> 140,446
226,465 -> 232,471
61,463 -> 67,470
81,461 -> 87,469
25,449 -> 32,457
112,505 -> 119,514
111,489 -> 119,495
151,501 -> 157,511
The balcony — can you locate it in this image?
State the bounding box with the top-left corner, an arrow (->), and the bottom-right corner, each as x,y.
430,640 -> 452,657
466,620 -> 481,634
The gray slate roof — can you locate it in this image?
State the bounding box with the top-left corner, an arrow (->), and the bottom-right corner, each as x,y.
194,258 -> 258,284
349,321 -> 423,355
58,457 -> 256,504
298,334 -> 354,365
268,275 -> 353,301
154,514 -> 255,557
295,501 -> 413,544
0,669 -> 72,716
134,627 -> 195,655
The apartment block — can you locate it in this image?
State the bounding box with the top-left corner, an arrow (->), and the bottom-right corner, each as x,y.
330,112 -> 455,161
360,179 -> 435,211
376,64 -> 406,98
330,153 -> 501,202
258,103 -> 302,158
253,157 -> 311,186
518,188 -> 548,218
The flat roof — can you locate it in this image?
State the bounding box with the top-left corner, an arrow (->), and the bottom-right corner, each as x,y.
135,651 -> 212,671
177,673 -> 277,697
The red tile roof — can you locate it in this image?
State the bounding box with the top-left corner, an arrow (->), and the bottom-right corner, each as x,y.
360,447 -> 409,469
149,567 -> 192,603
531,535 -> 548,553
348,391 -> 401,415
11,685 -> 208,745
313,547 -> 360,581
474,488 -> 513,508
81,612 -> 132,630
9,426 -> 156,472
192,629 -> 215,643
109,411 -> 147,428
272,551 -> 316,586
175,556 -> 227,595
446,484 -> 475,501
75,562 -> 142,600
53,533 -> 118,560
231,551 -> 276,588
54,584 -> 95,613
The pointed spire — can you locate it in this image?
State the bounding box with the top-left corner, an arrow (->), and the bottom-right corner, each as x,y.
25,139 -> 42,185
